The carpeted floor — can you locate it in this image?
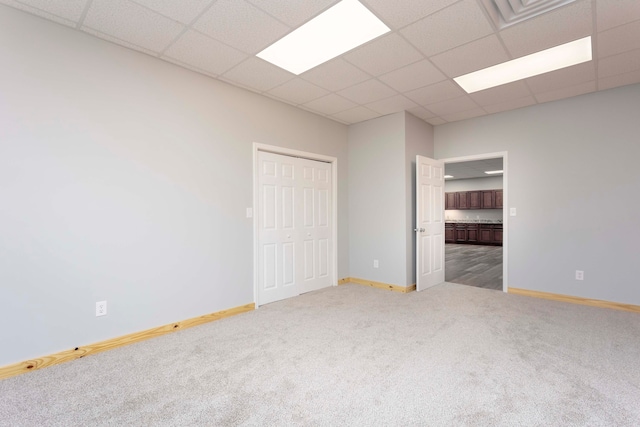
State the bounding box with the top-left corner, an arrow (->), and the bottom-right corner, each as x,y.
1,282 -> 639,426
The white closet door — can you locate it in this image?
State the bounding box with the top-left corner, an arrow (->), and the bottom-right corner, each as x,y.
299,157 -> 332,294
257,152 -> 332,305
258,151 -> 300,305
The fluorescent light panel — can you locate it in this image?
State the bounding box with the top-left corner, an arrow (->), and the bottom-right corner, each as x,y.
256,0 -> 390,75
484,170 -> 503,175
454,36 -> 592,93
444,175 -> 454,179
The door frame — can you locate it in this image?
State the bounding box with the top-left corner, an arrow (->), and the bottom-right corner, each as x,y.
253,142 -> 338,307
438,151 -> 508,292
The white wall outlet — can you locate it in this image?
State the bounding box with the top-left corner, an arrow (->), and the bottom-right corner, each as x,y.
373,260 -> 379,268
510,207 -> 517,216
575,270 -> 584,281
96,301 -> 107,316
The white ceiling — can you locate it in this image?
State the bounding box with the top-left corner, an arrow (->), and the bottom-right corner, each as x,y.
3,0 -> 640,126
445,158 -> 503,180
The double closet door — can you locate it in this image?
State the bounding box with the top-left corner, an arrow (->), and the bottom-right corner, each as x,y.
257,151 -> 332,305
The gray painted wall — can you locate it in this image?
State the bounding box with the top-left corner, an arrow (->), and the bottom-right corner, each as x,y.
348,113 -> 406,285
0,6 -> 348,367
348,112 -> 433,287
435,84 -> 640,305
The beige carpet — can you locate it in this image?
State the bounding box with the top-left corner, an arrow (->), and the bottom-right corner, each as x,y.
1,282 -> 639,426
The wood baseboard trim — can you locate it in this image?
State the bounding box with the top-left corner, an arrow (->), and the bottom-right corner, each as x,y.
340,277 -> 415,293
508,288 -> 640,314
0,303 -> 255,381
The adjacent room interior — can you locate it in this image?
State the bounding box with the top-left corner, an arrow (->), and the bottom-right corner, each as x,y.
1,0 -> 640,424
444,158 -> 504,291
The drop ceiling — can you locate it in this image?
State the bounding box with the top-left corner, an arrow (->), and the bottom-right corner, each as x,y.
2,0 -> 639,126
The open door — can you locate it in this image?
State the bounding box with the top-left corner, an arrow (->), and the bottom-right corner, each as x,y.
416,155 -> 445,291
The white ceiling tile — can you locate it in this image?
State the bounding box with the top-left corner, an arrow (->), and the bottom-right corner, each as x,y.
343,33 -> 423,76
442,107 -> 487,122
300,58 -> 370,92
81,26 -> 158,56
163,30 -> 247,76
526,62 -> 596,93
131,0 -> 213,24
470,81 -> 532,106
3,0 -> 87,22
365,94 -> 418,115
330,106 -> 380,124
405,80 -> 466,106
378,60 -> 446,93
597,20 -> 640,59
400,0 -> 493,57
193,0 -> 290,54
83,0 -> 185,53
245,0 -> 336,27
222,57 -> 294,92
425,96 -> 479,116
597,48 -> 640,77
267,78 -> 329,105
483,96 -> 537,114
426,117 -> 447,126
407,106 -> 437,121
534,80 -> 596,103
431,35 -> 511,78
363,0 -> 458,29
596,0 -> 640,31
303,94 -> 358,115
598,69 -> 640,90
338,79 -> 397,104
499,0 -> 592,58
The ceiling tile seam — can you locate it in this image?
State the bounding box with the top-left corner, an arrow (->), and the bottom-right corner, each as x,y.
244,0 -> 338,33
153,0 -> 219,57
6,1 -> 76,26
220,57 -> 297,94
76,0 -> 93,29
590,0 -> 599,91
78,25 -> 162,56
160,57 -> 219,79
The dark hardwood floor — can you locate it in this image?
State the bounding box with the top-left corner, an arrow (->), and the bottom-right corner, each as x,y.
445,244 -> 503,290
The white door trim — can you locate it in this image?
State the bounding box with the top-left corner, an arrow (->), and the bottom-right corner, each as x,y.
253,143 -> 338,307
438,151 -> 508,293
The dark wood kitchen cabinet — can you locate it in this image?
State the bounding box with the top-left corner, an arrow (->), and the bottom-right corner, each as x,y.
448,222 -> 502,246
469,191 -> 481,209
495,190 -> 503,209
481,190 -> 495,209
445,223 -> 455,243
457,191 -> 469,209
445,190 -> 503,210
445,192 -> 457,210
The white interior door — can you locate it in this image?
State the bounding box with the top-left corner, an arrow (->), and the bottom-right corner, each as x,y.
257,151 -> 332,305
299,158 -> 332,294
416,155 -> 445,291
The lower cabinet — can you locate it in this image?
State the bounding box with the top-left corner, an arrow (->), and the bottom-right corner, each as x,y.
446,223 -> 502,246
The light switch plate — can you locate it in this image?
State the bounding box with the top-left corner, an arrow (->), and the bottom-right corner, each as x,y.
510,207 -> 517,216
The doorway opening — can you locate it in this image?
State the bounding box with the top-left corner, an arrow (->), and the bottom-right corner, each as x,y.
441,153 -> 508,292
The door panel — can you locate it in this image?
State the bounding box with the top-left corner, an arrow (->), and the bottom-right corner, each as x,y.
258,151 -> 332,305
416,156 -> 445,291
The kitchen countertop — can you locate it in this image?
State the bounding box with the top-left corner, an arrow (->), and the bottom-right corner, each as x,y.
446,219 -> 503,224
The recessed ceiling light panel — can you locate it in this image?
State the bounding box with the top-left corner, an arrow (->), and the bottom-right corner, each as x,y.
484,170 -> 504,175
454,36 -> 592,93
256,0 -> 390,75
444,175 -> 454,179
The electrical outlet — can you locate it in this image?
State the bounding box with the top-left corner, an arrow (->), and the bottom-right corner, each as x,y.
373,260 -> 379,268
575,270 -> 584,281
96,301 -> 107,316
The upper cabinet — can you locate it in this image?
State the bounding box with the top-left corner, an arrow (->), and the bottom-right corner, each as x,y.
445,189 -> 503,210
